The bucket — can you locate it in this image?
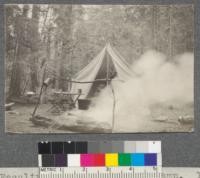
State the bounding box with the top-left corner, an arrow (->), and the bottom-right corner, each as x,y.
78,99 -> 91,110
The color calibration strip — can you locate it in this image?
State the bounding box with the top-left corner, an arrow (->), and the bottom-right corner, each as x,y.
39,153 -> 161,167
38,141 -> 161,167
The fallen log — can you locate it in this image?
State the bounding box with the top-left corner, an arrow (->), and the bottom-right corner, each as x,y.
178,115 -> 194,125
5,102 -> 15,111
30,113 -> 112,133
30,115 -> 52,127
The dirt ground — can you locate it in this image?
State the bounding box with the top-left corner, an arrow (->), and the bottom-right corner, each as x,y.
5,104 -> 70,133
5,102 -> 194,133
115,102 -> 194,133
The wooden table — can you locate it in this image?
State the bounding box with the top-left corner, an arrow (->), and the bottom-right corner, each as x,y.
48,91 -> 84,112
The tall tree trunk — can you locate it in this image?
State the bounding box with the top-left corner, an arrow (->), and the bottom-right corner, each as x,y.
168,5 -> 173,59
30,57 -> 38,92
30,5 -> 40,92
9,38 -> 21,98
9,6 -> 29,98
54,41 -> 60,90
152,5 -> 158,50
59,5 -> 73,91
59,43 -> 66,90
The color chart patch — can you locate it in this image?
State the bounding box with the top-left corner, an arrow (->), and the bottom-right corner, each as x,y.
38,141 -> 161,167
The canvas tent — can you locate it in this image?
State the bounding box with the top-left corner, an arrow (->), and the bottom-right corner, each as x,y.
70,43 -> 135,99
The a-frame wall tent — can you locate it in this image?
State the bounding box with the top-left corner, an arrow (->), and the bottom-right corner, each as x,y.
70,43 -> 135,99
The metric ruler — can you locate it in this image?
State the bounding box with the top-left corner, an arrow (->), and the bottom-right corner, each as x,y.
39,167 -> 162,178
1,167 -> 200,178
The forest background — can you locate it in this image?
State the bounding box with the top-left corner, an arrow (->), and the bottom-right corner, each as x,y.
5,4 -> 194,100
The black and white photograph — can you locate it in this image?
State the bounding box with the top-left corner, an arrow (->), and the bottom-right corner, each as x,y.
5,4 -> 194,133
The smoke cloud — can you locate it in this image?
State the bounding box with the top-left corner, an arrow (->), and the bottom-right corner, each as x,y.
80,50 -> 194,132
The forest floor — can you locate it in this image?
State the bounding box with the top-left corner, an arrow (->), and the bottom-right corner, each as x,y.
5,104 -> 71,133
5,102 -> 194,133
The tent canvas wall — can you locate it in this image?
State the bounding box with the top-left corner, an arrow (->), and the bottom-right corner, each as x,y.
70,43 -> 135,99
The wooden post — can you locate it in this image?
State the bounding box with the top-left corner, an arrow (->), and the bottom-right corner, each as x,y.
31,65 -> 47,117
110,82 -> 116,133
31,84 -> 44,117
